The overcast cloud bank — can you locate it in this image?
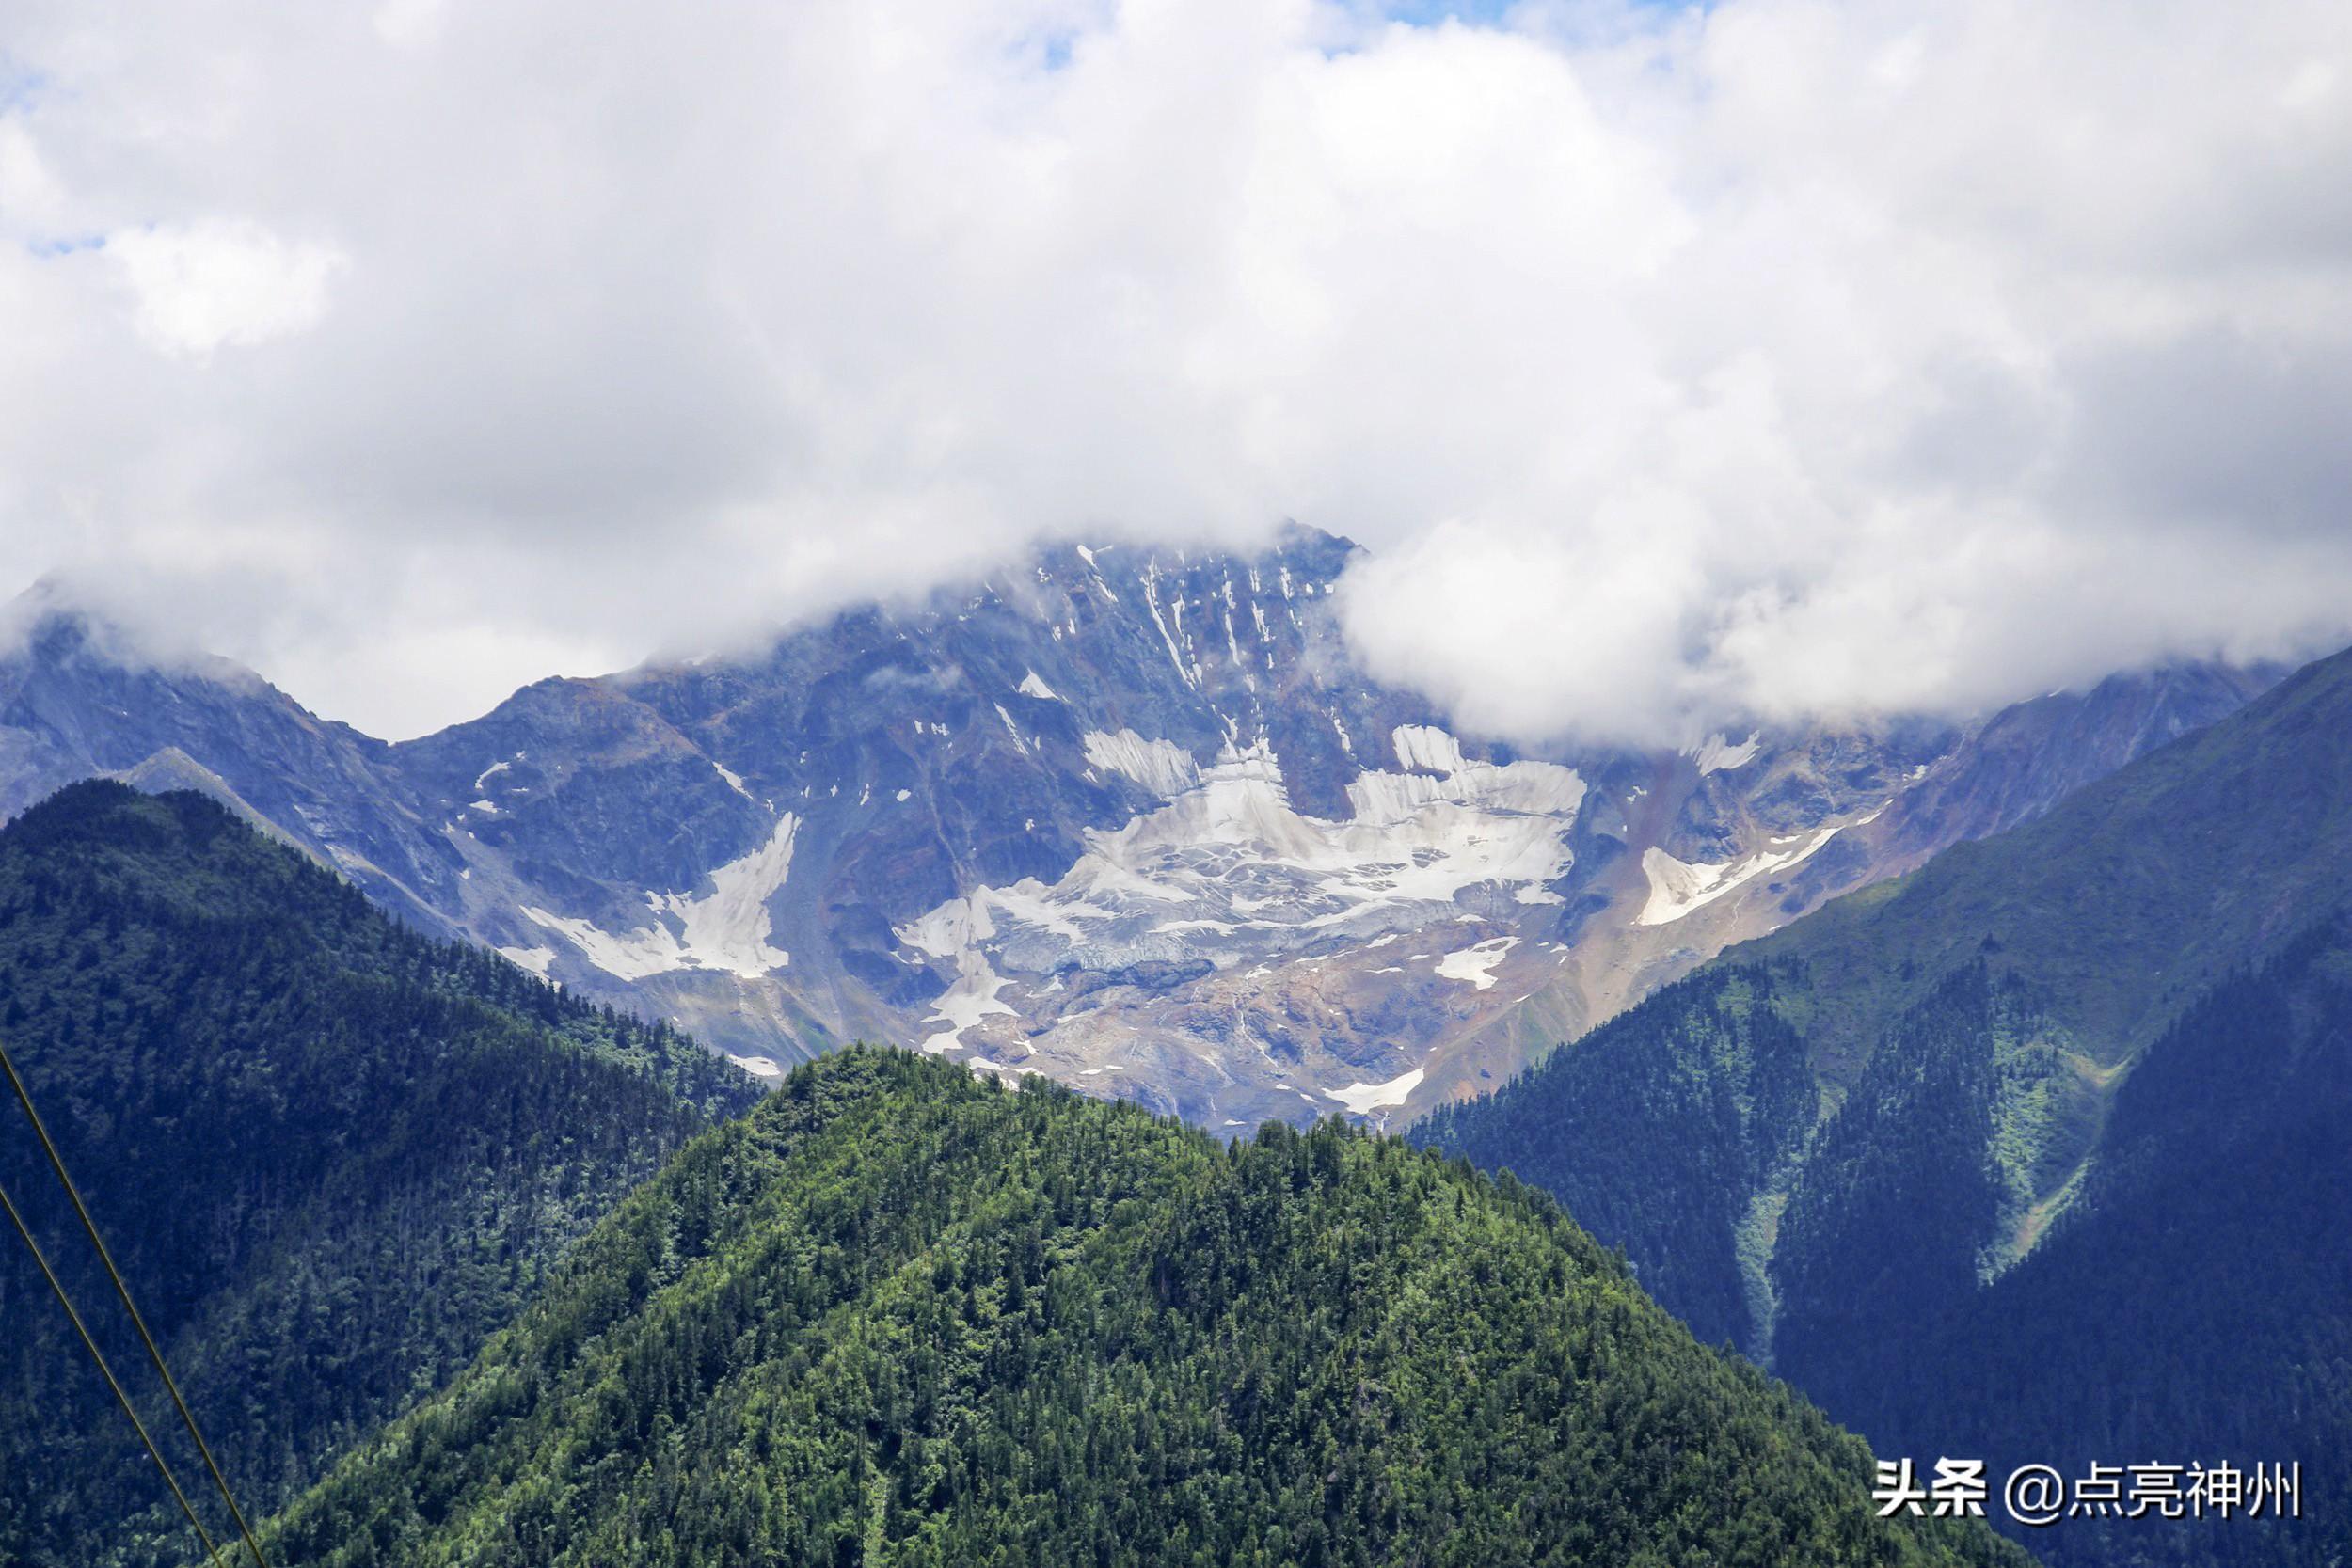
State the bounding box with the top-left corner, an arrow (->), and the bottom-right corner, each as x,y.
2,0 -> 2347,740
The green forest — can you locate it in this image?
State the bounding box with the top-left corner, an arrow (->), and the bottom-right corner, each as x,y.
1815,918 -> 2352,1568
1416,647 -> 2352,1565
261,1046 -> 2024,1568
0,783 -> 760,1568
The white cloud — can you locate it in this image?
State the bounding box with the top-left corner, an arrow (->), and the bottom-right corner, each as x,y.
372,0 -> 451,51
0,0 -> 2344,739
105,220 -> 345,357
0,123 -> 69,229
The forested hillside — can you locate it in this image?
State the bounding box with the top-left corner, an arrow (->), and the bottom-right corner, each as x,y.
1416,644 -> 2352,1563
1818,918 -> 2352,1567
262,1048 -> 2027,1568
0,783 -> 761,1568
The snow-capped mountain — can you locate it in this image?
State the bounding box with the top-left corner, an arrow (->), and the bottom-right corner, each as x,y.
0,533 -> 2279,1126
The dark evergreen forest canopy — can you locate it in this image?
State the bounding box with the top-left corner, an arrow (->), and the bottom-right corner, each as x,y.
0,782 -> 761,1568
1417,645 -> 2352,1565
1822,916 -> 2352,1568
261,1047 -> 2025,1568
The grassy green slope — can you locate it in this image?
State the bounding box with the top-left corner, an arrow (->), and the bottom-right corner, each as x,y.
262,1048 -> 2026,1568
0,782 -> 761,1568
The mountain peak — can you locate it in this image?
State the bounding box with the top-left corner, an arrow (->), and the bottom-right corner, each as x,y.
1,575 -> 102,655
1,574 -> 261,690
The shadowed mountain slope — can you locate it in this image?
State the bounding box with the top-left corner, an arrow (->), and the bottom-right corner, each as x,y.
0,783 -> 760,1568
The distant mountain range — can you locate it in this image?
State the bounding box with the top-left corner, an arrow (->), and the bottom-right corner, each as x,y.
0,530 -> 2280,1126
4,534 -> 2340,1565
1418,641 -> 2352,1566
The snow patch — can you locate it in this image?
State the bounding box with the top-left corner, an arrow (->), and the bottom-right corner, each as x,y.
1084,729 -> 1200,799
894,738 -> 1586,1012
497,945 -> 556,977
1435,936 -> 1518,990
1635,826 -> 1837,926
1692,733 -> 1761,775
1324,1066 -> 1426,1116
712,761 -> 755,801
1391,724 -> 1470,775
1139,559 -> 1200,689
524,815 -> 800,979
1017,670 -> 1059,701
900,895 -> 1021,1049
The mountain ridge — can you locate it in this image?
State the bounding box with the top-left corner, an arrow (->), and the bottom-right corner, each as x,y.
0,536 -> 2283,1127
255,1046 -> 2030,1568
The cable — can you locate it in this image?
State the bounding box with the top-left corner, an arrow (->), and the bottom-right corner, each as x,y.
0,1174 -> 230,1568
0,1040 -> 273,1568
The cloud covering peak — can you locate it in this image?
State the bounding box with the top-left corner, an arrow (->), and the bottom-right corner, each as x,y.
1,0 -> 2347,739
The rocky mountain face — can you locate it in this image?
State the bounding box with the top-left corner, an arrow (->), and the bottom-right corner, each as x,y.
0,596 -> 464,933
1861,658 -> 2285,875
0,533 -> 2279,1127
